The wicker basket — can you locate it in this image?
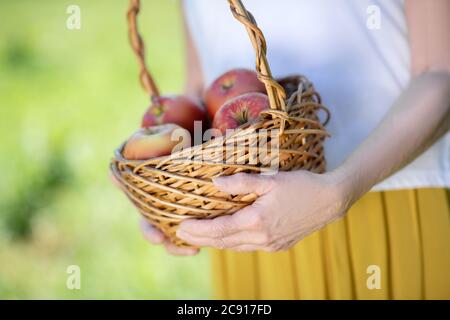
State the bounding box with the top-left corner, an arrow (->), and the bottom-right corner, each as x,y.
111,0 -> 330,246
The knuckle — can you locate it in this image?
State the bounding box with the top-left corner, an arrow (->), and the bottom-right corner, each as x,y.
258,231 -> 271,245
212,222 -> 228,238
214,238 -> 227,249
247,212 -> 264,229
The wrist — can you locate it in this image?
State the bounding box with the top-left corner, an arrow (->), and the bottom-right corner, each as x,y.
327,164 -> 368,213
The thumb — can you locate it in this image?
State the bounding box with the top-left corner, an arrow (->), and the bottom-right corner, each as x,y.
213,172 -> 273,195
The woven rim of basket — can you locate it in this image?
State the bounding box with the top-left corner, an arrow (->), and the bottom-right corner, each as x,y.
111,0 -> 330,246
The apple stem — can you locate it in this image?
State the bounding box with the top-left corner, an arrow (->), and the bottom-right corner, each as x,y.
239,108 -> 249,124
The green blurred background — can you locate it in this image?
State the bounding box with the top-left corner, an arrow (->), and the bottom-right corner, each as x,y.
0,0 -> 211,299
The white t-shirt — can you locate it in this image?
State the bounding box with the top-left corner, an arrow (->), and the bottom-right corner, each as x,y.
183,0 -> 450,190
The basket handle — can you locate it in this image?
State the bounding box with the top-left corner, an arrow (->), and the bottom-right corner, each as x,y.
127,0 -> 286,111
127,0 -> 160,100
228,0 -> 286,111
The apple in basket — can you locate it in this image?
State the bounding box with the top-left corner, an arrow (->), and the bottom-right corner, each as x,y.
123,124 -> 191,160
204,68 -> 266,119
141,95 -> 208,137
212,92 -> 270,135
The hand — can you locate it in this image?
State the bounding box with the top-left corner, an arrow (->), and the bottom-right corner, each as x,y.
176,170 -> 350,252
110,172 -> 199,256
139,219 -> 199,256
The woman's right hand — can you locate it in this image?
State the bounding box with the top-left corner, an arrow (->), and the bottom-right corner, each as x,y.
140,219 -> 200,256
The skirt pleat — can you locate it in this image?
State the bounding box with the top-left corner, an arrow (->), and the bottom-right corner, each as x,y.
293,232 -> 328,299
416,189 -> 450,299
383,190 -> 423,299
225,251 -> 259,299
256,251 -> 298,299
321,219 -> 355,299
345,192 -> 390,299
210,189 -> 450,300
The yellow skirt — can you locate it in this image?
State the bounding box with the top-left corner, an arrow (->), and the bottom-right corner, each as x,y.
210,188 -> 450,299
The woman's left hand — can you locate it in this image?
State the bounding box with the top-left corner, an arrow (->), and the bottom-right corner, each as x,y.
177,170 -> 350,252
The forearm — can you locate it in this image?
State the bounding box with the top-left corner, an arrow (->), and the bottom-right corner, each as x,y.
333,70 -> 450,205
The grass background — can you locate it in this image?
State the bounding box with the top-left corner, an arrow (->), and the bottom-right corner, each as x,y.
0,0 -> 211,299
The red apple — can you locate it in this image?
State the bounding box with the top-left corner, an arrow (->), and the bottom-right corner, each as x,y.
141,95 -> 208,136
212,93 -> 270,134
123,124 -> 191,160
204,69 -> 266,119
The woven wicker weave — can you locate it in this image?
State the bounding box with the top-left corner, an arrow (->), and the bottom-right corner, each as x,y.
111,0 -> 330,246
